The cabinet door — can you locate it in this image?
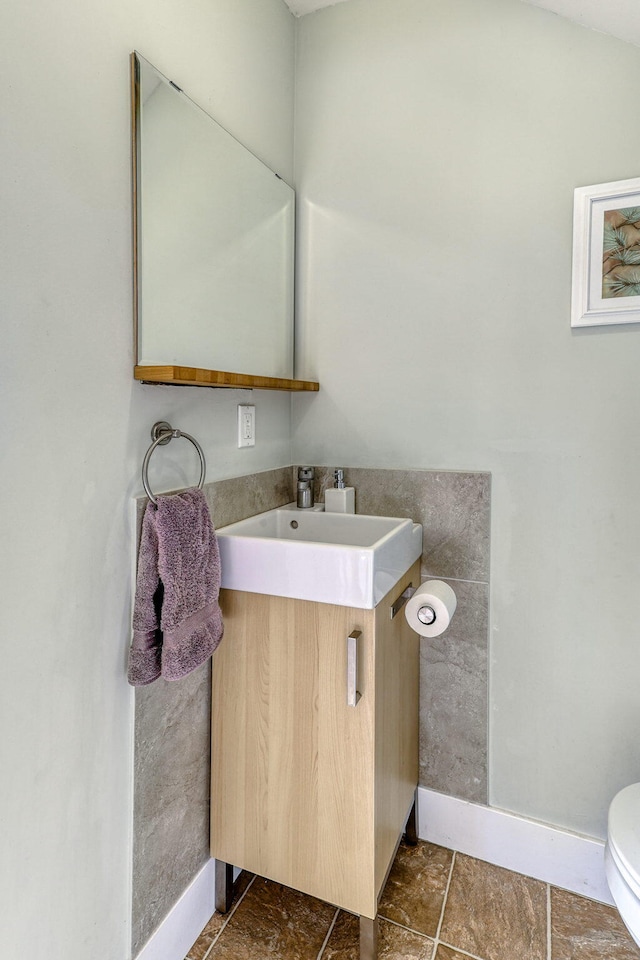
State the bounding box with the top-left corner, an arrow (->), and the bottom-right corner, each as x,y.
211,591 -> 378,917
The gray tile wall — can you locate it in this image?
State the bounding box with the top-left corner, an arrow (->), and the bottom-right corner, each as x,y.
132,663 -> 211,954
132,464 -> 490,954
131,467 -> 292,956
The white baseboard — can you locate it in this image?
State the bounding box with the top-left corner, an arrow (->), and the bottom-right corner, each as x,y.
134,861 -> 244,960
134,859 -> 216,960
417,786 -> 613,905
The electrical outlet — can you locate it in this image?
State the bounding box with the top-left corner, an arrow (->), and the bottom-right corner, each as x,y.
237,404 -> 255,447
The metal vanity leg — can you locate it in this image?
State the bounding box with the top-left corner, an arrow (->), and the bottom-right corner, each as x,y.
360,914 -> 379,960
215,859 -> 234,914
404,792 -> 419,846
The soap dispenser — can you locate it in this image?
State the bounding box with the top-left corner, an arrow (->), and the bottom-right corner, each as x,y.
324,469 -> 355,514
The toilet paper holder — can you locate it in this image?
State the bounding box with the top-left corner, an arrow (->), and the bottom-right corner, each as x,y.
391,581 -> 456,635
404,579 -> 457,637
416,604 -> 437,625
390,585 -> 437,624
390,585 -> 416,620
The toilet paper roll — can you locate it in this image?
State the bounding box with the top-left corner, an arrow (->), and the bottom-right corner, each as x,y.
405,580 -> 457,637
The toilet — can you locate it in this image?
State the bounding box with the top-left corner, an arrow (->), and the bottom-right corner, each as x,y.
606,782 -> 640,946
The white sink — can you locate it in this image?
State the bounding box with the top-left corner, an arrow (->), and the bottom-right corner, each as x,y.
217,505 -> 423,608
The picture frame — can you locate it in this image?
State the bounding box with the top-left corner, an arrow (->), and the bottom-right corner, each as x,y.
571,176 -> 640,327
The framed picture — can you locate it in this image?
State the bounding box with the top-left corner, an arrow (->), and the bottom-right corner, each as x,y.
571,177 -> 640,327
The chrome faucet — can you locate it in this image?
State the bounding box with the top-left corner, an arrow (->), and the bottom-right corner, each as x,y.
297,466 -> 315,509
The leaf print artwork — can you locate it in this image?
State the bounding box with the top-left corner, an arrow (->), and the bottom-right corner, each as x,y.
602,207 -> 640,298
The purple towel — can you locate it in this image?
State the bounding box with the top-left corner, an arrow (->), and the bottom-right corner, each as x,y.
127,488 -> 223,685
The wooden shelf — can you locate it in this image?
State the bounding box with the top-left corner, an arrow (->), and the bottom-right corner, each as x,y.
134,365 -> 319,392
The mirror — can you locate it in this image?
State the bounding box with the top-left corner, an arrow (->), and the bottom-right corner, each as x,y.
132,52 -> 295,381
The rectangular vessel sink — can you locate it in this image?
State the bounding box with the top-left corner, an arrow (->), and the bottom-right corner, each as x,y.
217,506 -> 423,608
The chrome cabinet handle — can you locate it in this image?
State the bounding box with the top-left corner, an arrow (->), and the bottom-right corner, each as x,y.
347,630 -> 362,707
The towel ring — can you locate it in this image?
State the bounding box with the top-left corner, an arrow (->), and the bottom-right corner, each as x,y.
142,421 -> 206,506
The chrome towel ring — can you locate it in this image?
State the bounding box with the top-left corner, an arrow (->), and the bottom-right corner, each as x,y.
142,421 -> 206,506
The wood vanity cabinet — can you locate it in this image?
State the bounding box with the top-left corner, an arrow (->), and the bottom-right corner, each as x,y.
210,559 -> 420,924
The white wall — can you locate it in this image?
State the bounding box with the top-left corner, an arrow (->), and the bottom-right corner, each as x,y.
293,0 -> 640,839
0,1 -> 294,956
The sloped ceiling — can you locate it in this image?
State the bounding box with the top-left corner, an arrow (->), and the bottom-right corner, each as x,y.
284,0 -> 348,14
283,0 -> 640,48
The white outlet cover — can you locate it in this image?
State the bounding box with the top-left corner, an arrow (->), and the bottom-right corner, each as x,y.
237,404 -> 255,447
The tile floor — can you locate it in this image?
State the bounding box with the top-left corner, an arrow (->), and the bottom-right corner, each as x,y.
185,841 -> 640,960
